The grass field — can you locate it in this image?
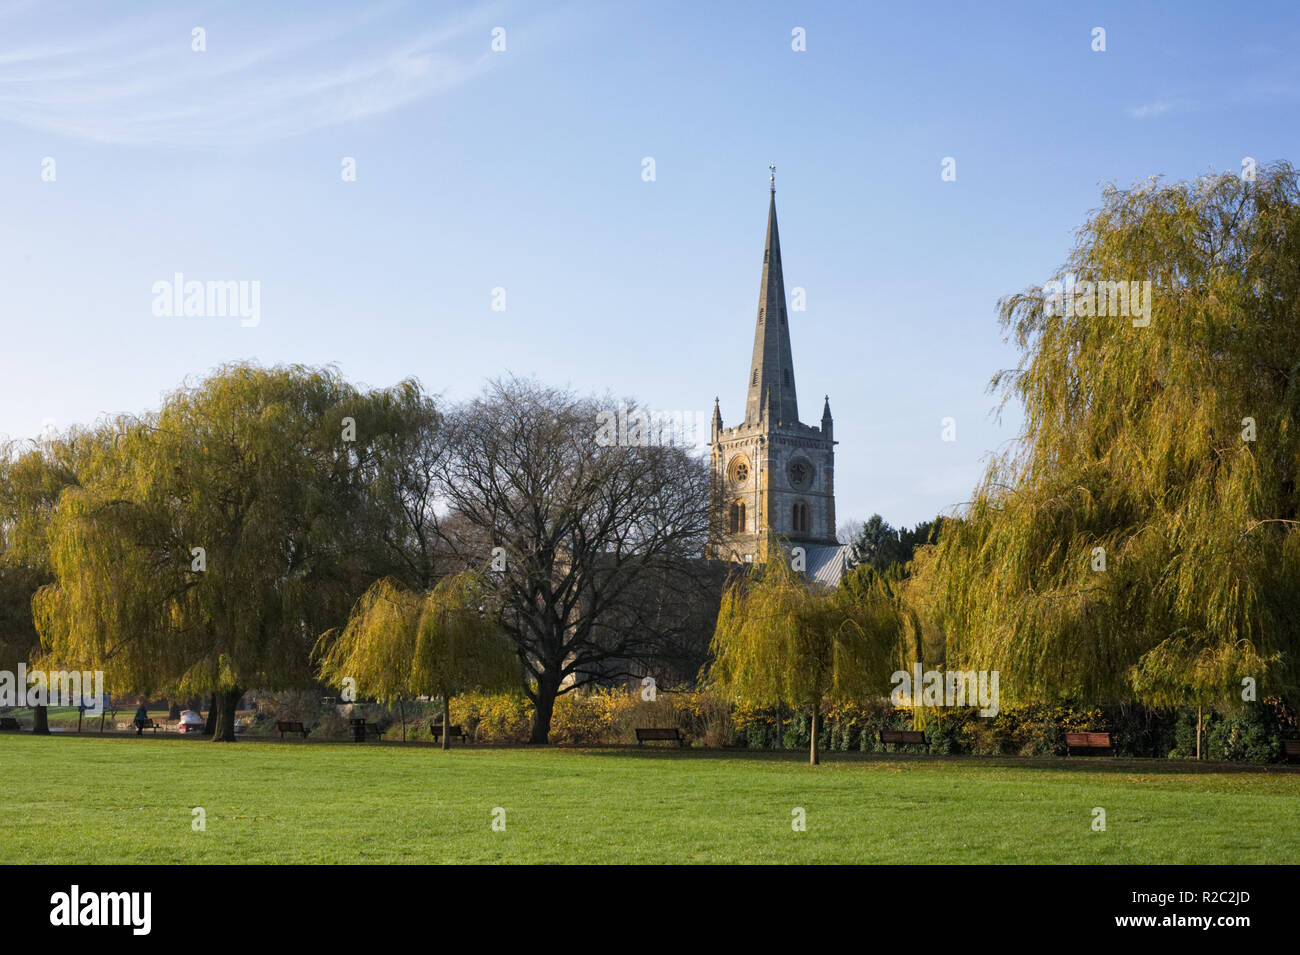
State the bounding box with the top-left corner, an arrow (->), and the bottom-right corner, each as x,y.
2,732 -> 1298,864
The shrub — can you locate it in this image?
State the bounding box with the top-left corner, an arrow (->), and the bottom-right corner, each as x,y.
314,686 -> 1297,759
450,691 -> 532,742
1170,701 -> 1288,763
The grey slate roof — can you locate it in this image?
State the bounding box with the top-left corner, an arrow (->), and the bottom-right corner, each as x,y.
787,542 -> 851,589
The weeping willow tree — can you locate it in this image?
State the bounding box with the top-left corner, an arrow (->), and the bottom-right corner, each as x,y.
707,556 -> 903,765
1130,635 -> 1280,758
33,363 -> 432,740
916,163 -> 1300,715
315,571 -> 519,749
0,438 -> 83,734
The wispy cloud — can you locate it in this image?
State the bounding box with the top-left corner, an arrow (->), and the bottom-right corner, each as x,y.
1127,57 -> 1300,121
0,2 -> 503,147
1127,99 -> 1179,119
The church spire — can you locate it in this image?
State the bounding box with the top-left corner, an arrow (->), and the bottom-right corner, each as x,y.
745,168 -> 799,426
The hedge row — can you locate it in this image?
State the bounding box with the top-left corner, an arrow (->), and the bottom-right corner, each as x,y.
250,689 -> 1299,762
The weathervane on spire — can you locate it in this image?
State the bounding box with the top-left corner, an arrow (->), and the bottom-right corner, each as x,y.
769,162 -> 776,192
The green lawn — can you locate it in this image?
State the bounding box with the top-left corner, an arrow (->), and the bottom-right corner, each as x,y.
2,733 -> 1297,863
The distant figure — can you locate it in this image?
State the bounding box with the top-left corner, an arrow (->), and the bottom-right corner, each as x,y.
133,702 -> 149,735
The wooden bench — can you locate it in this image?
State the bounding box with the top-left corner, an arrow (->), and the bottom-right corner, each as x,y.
1065,731 -> 1112,756
1282,739 -> 1300,763
134,718 -> 160,734
635,727 -> 686,747
880,729 -> 927,750
0,716 -> 20,731
365,722 -> 384,740
430,723 -> 468,744
276,720 -> 309,740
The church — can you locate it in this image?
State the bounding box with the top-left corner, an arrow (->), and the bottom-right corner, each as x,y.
708,171 -> 850,587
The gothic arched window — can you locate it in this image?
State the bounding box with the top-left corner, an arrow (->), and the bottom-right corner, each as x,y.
729,501 -> 747,534
792,501 -> 810,534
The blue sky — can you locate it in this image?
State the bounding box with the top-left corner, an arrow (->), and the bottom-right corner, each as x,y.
2,0 -> 1298,528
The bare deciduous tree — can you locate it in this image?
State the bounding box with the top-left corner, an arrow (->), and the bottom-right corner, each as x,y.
437,378 -> 713,743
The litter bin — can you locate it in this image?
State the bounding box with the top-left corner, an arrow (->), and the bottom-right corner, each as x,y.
350,718 -> 367,743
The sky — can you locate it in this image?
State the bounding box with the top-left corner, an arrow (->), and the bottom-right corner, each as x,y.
2,0 -> 1298,528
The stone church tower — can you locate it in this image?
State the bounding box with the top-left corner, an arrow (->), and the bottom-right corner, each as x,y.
709,173 -> 840,572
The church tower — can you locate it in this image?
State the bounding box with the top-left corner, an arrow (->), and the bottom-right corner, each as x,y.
709,171 -> 838,566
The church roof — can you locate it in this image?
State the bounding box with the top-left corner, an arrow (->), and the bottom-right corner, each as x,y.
803,543 -> 850,589
708,544 -> 849,587
744,176 -> 800,427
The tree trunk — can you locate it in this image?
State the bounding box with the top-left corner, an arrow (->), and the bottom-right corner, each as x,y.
1196,704 -> 1202,761
398,698 -> 406,743
441,695 -> 451,751
530,675 -> 559,744
32,704 -> 50,735
809,708 -> 820,766
211,687 -> 242,742
167,699 -> 181,720
774,705 -> 782,749
203,695 -> 219,735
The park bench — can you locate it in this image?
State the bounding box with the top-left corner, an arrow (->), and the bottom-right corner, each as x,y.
1064,731 -> 1112,756
134,718 -> 160,734
430,723 -> 469,744
0,716 -> 20,731
365,722 -> 384,740
276,720 -> 309,740
880,729 -> 927,751
1282,739 -> 1300,763
635,727 -> 687,747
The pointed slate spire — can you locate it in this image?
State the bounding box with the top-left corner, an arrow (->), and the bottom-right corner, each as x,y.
745,168 -> 799,426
